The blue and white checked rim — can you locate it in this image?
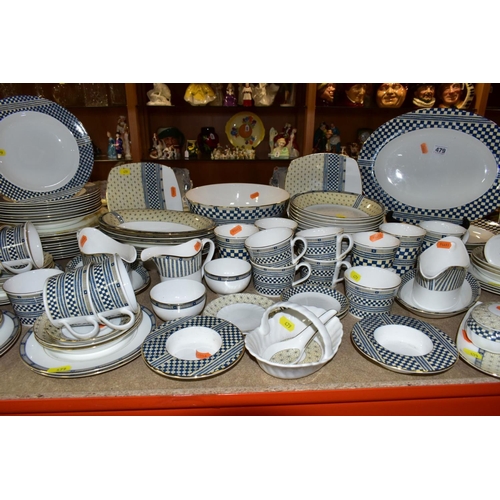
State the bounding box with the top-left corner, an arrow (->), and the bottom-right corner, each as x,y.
358,108 -> 500,223
0,95 -> 93,201
141,315 -> 244,379
351,313 -> 458,374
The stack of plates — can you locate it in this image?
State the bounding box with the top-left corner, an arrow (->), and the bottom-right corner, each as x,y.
288,191 -> 385,233
467,219 -> 500,254
19,306 -> 156,378
0,183 -> 104,260
98,209 -> 216,250
469,246 -> 500,295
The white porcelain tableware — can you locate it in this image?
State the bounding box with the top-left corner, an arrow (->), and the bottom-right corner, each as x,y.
245,301 -> 343,379
77,227 -> 137,265
185,183 -> 290,224
379,222 -> 426,275
465,302 -> 500,354
245,227 -> 307,267
295,226 -> 353,261
254,217 -> 298,232
214,222 -> 259,261
149,278 -> 206,322
203,258 -> 252,295
0,222 -> 44,274
484,235 -> 500,267
300,256 -> 351,287
350,231 -> 400,269
344,265 -> 401,318
141,238 -> 215,282
2,268 -> 63,326
418,220 -> 469,253
251,261 -> 311,297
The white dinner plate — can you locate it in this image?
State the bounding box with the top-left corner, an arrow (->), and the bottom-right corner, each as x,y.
0,95 -> 93,201
351,313 -> 458,374
484,235 -> 500,267
285,153 -> 362,197
19,306 -> 155,378
358,108 -> 500,223
0,312 -> 22,356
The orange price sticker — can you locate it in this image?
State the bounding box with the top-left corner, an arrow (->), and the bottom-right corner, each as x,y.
194,241 -> 202,252
350,270 -> 362,282
463,348 -> 482,360
196,351 -> 212,359
279,316 -> 295,332
250,192 -> 260,199
229,225 -> 243,236
170,186 -> 177,198
47,365 -> 72,373
119,167 -> 131,176
369,232 -> 384,242
437,241 -> 452,249
79,235 -> 88,247
420,143 -> 429,154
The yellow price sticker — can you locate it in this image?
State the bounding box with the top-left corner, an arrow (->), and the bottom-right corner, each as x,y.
119,167 -> 131,175
47,365 -> 72,373
0,149 -> 6,156
279,316 -> 295,332
350,270 -> 362,282
463,348 -> 482,360
335,214 -> 346,218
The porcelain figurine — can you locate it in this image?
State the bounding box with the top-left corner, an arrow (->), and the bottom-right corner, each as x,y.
107,131 -> 116,159
253,83 -> 280,106
343,83 -> 369,107
317,83 -> 336,105
223,83 -> 237,107
313,122 -> 341,153
242,83 -> 253,107
147,83 -> 172,106
208,83 -> 224,106
271,123 -> 300,158
115,132 -> 124,159
272,137 -> 289,159
116,115 -> 131,160
436,83 -> 475,110
376,83 -> 407,108
184,84 -> 216,106
280,83 -> 296,107
412,83 -> 436,108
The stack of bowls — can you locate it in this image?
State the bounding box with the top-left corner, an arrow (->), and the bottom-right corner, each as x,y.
288,191 -> 385,233
469,246 -> 500,294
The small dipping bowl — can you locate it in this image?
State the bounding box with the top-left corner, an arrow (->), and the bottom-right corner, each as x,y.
203,258 -> 252,295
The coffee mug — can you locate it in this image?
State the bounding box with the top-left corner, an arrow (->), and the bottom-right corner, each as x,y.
251,261 -> 311,297
300,256 -> 351,287
214,223 -> 259,261
295,226 -> 353,261
418,220 -> 469,253
0,222 -> 44,274
351,231 -> 401,269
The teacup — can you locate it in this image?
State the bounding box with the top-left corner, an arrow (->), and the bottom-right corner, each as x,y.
300,256 -> 351,287
344,265 -> 401,318
149,278 -> 206,322
418,220 -> 469,253
214,223 -> 259,261
351,231 -> 401,268
251,260 -> 311,297
2,268 -> 63,326
295,226 -> 353,261
245,227 -> 307,267
43,265 -> 102,340
0,222 -> 44,274
141,238 -> 215,282
203,258 -> 252,295
379,222 -> 426,275
254,217 -> 298,232
87,254 -> 139,331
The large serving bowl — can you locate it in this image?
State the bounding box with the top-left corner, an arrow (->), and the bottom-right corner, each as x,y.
185,183 -> 290,224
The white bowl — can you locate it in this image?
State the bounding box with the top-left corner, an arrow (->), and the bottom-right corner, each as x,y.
245,301 -> 343,379
185,183 -> 290,224
203,258 -> 252,295
466,302 -> 500,354
149,279 -> 206,321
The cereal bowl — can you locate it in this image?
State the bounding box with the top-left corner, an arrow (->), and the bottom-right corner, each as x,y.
203,258 -> 252,294
185,183 -> 290,224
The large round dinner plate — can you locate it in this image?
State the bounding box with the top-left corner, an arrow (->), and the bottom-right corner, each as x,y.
358,108 -> 500,224
0,95 -> 93,201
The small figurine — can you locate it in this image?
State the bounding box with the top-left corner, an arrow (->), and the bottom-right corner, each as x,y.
317,83 -> 336,105
209,83 -> 224,106
184,84 -> 216,106
223,83 -> 237,107
280,83 -> 296,107
115,132 -> 124,159
107,131 -> 116,159
343,84 -> 368,107
253,83 -> 280,106
313,122 -> 341,153
147,83 -> 172,106
271,123 -> 300,158
412,83 -> 436,108
376,83 -> 407,108
117,115 -> 131,160
242,83 -> 253,107
272,137 -> 289,159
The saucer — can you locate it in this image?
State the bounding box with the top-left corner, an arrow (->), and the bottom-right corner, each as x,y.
0,312 -> 22,357
351,313 -> 458,374
142,315 -> 245,379
456,305 -> 500,378
20,306 -> 155,378
203,293 -> 275,333
396,269 -> 481,319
